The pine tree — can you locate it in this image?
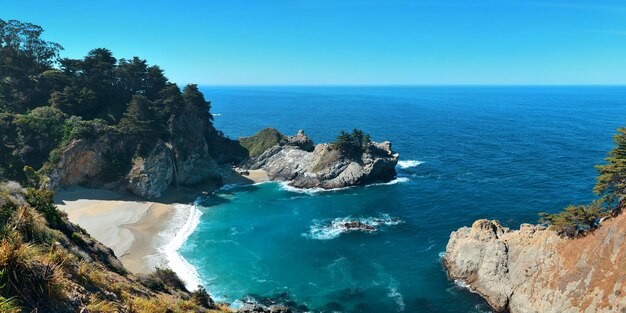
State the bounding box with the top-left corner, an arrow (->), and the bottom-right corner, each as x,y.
594,127 -> 626,210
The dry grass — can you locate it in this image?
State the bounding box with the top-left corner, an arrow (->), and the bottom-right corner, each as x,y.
86,294 -> 120,313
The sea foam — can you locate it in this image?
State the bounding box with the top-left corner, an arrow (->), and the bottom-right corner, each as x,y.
397,160 -> 424,169
368,177 -> 410,187
162,203 -> 203,291
304,214 -> 403,240
278,181 -> 352,194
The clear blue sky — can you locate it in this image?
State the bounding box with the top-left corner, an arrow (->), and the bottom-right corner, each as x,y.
3,0 -> 626,85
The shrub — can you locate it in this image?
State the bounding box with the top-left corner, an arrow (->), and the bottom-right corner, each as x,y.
139,267 -> 186,292
0,269 -> 20,313
191,285 -> 215,309
25,188 -> 65,231
332,128 -> 371,158
539,202 -> 608,238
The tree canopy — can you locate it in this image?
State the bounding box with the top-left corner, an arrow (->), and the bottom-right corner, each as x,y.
594,127 -> 626,209
0,18 -> 218,184
332,128 -> 371,158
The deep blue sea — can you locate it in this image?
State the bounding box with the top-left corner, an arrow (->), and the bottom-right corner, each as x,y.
176,86 -> 626,312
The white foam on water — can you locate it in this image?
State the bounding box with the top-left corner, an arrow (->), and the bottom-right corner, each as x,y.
278,181 -> 352,194
387,283 -> 406,312
218,183 -> 242,191
161,203 -> 203,291
454,279 -> 472,290
397,160 -> 424,169
368,177 -> 410,186
304,214 -> 403,240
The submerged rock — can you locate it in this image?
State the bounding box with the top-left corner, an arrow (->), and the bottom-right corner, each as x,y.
338,221 -> 377,232
443,215 -> 626,312
242,129 -> 398,189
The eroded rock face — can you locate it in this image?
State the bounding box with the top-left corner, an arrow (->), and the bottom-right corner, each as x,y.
169,111 -> 221,185
47,110 -> 235,199
444,215 -> 626,313
245,131 -> 398,189
45,133 -> 127,191
127,140 -> 174,199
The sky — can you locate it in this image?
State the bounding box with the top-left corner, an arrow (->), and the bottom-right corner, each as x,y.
2,0 -> 626,85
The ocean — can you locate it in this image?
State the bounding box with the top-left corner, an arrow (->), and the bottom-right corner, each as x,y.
169,86 -> 626,312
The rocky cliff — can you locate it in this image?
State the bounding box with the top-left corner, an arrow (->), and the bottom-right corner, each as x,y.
444,215 -> 626,313
45,110 -> 244,199
242,129 -> 398,189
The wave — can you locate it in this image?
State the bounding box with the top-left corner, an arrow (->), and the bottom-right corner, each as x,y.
387,282 -> 406,312
218,183 -> 242,191
303,214 -> 403,240
367,177 -> 410,187
161,203 -> 203,291
418,244 -> 436,252
278,181 -> 352,195
397,160 -> 423,169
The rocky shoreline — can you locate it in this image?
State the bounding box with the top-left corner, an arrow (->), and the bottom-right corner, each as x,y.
443,215 -> 626,312
242,128 -> 399,189
46,126 -> 398,199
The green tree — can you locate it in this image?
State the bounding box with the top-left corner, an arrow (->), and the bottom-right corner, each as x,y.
0,19 -> 63,112
332,128 -> 372,158
50,85 -> 97,116
182,84 -> 213,119
594,127 -> 626,210
14,106 -> 67,168
539,202 -> 607,238
117,95 -> 162,138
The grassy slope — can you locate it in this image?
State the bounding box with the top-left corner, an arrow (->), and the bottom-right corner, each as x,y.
238,128 -> 286,157
0,182 -> 229,313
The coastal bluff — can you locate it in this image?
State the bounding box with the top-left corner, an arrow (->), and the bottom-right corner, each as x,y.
443,215 -> 626,313
240,128 -> 399,189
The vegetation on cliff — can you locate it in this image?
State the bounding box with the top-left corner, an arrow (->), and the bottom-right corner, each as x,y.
331,128 -> 371,159
0,18 -> 245,189
540,127 -> 626,237
238,128 -> 287,157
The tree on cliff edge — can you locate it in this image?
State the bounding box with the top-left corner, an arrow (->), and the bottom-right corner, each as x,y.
594,127 -> 626,211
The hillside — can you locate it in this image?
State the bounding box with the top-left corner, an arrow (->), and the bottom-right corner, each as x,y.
0,181 -> 227,312
0,19 -> 246,199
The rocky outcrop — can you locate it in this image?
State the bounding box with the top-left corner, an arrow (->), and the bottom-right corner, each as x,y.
244,130 -> 398,189
444,215 -> 626,313
237,303 -> 291,313
126,139 -> 174,198
46,110 -> 243,199
44,133 -> 127,191
169,111 -> 221,185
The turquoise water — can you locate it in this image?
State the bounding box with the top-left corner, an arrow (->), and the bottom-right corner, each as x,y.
178,87 -> 626,312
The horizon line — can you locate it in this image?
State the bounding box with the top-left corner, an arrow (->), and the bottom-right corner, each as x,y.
193,83 -> 626,88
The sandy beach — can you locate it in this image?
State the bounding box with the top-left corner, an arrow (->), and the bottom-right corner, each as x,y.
54,186 -> 177,273
54,168 -> 269,274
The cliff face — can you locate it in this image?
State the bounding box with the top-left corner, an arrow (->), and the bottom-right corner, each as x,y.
46,110 -> 243,199
444,215 -> 626,313
243,130 -> 398,189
